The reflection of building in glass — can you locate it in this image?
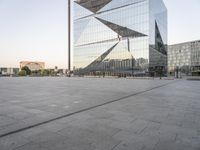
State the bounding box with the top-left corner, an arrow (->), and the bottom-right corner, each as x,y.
20,61 -> 45,71
73,0 -> 167,76
168,40 -> 200,76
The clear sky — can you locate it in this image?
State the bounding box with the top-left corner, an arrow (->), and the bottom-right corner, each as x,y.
0,0 -> 200,68
164,0 -> 200,44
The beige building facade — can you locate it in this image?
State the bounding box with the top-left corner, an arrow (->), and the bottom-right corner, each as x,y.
20,61 -> 45,71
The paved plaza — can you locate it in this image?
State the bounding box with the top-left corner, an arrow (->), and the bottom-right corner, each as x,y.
0,77 -> 200,150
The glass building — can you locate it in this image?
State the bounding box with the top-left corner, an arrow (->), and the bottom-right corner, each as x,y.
73,0 -> 167,76
168,40 -> 200,76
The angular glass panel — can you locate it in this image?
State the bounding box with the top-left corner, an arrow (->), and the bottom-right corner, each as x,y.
95,17 -> 147,38
155,21 -> 167,55
84,42 -> 119,71
74,2 -> 93,20
74,0 -> 112,13
75,17 -> 118,46
74,41 -> 117,69
104,40 -> 133,60
149,0 -> 167,74
99,40 -> 135,75
99,0 -> 146,12
74,18 -> 90,44
97,1 -> 149,35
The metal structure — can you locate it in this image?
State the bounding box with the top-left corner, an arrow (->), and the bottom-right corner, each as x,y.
73,0 -> 168,77
68,0 -> 71,74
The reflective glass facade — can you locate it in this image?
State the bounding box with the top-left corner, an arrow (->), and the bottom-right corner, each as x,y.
168,40 -> 200,75
73,0 -> 167,76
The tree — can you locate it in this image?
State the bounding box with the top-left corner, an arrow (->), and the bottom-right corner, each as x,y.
21,66 -> 31,75
41,69 -> 50,76
18,70 -> 27,76
49,69 -> 56,76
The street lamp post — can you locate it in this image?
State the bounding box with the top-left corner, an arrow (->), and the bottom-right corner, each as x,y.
179,50 -> 182,78
68,0 -> 71,76
131,56 -> 134,76
127,38 -> 134,76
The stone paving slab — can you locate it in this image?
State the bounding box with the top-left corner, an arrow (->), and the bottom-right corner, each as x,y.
0,77 -> 200,150
0,77 -> 171,136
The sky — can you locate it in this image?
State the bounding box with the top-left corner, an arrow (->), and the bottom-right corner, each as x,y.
0,0 -> 200,68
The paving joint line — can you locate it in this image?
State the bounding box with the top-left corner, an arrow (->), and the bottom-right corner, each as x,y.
0,81 -> 177,138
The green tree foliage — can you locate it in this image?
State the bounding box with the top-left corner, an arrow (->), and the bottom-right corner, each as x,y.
41,69 -> 50,76
21,66 -> 31,75
18,70 -> 27,76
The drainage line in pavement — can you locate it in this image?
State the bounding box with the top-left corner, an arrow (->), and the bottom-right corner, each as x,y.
0,81 -> 176,138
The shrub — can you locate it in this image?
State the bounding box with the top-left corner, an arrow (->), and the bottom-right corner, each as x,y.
18,70 -> 27,76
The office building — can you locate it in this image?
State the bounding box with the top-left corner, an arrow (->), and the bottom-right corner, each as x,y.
168,40 -> 200,76
0,68 -> 19,76
73,0 -> 167,76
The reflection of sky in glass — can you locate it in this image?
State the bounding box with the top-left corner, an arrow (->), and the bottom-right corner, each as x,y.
74,41 -> 117,68
104,40 -> 132,60
98,0 -> 149,35
100,0 -> 146,12
73,3 -> 92,20
75,17 -> 118,46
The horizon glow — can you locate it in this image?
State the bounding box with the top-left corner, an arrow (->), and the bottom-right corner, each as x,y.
0,0 -> 199,68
